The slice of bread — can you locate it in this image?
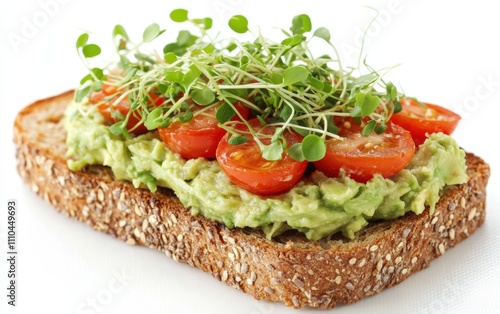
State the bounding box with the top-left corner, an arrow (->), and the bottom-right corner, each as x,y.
14,90 -> 490,309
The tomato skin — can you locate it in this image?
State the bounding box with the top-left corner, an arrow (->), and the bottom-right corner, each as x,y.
314,120 -> 415,183
159,117 -> 226,160
89,90 -> 147,135
216,119 -> 308,195
390,98 -> 461,146
159,102 -> 250,160
90,84 -> 164,135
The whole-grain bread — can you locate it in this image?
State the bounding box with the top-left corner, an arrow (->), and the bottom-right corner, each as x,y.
14,90 -> 490,309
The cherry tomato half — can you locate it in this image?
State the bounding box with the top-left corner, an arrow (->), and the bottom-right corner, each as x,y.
90,84 -> 164,135
216,119 -> 308,195
314,119 -> 415,183
390,98 -> 461,146
159,102 -> 250,160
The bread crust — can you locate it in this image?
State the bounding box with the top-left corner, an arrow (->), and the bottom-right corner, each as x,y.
14,91 -> 490,309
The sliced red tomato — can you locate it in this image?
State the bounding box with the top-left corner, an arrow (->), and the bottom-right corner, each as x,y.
390,98 -> 461,146
89,84 -> 164,135
314,119 -> 415,183
159,102 -> 250,160
216,119 -> 308,195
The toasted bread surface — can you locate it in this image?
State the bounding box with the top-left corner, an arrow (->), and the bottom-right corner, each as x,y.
14,91 -> 490,308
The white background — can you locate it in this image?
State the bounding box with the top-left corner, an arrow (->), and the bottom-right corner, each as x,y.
1,0 -> 499,313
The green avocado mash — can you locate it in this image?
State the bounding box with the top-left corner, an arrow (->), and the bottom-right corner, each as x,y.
65,101 -> 468,240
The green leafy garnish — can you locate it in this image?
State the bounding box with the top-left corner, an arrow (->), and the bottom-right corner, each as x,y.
75,9 -> 405,162
228,15 -> 249,34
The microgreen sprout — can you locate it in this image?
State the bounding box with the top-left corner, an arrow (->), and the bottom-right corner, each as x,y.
75,9 -> 404,162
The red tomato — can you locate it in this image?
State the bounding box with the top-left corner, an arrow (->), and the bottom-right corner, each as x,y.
216,119 -> 308,195
158,102 -> 250,160
390,98 -> 461,146
90,85 -> 164,135
314,119 -> 415,183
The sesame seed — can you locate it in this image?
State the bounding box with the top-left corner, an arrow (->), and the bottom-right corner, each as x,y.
345,282 -> 354,291
250,271 -> 256,282
117,202 -> 128,212
232,247 -> 240,260
411,256 -> 418,264
460,197 -> 466,208
438,243 -> 445,255
148,215 -> 158,226
126,237 -> 136,245
222,270 -> 228,282
57,176 -> 65,186
246,278 -> 253,286
358,258 -> 366,267
448,202 -> 456,211
264,287 -> 274,294
97,189 -> 104,202
395,256 -> 402,264
376,259 -> 383,271
217,261 -> 223,268
112,188 -> 121,199
385,254 -> 391,261
349,257 -> 357,265
99,182 -> 109,192
240,263 -> 248,274
271,278 -> 281,285
293,277 -> 304,288
134,205 -> 142,217
133,228 -> 141,239
449,229 -> 456,240
119,220 -> 126,227
402,228 -> 411,237
370,245 -> 379,252
334,276 -> 342,284
142,219 -> 149,231
292,296 -> 299,307
468,207 -> 477,221
228,252 -> 235,262
235,276 -> 242,283
431,217 -> 439,225
170,214 -> 178,224
177,234 -> 184,242
82,206 -> 89,217
401,268 -> 408,275
388,266 -> 394,273
227,237 -> 236,245
86,194 -> 95,205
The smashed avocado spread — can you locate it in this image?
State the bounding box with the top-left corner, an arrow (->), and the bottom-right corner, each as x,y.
65,101 -> 468,240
